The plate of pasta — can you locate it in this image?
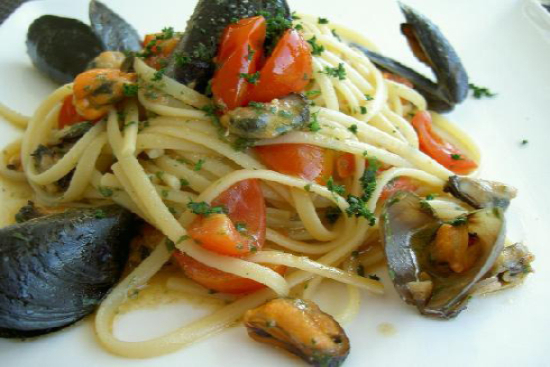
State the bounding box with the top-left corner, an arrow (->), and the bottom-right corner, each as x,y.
0,0 -> 548,366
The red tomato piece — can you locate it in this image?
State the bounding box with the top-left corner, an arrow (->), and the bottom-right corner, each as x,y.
211,16 -> 266,110
142,33 -> 181,70
411,111 -> 477,175
174,253 -> 286,294
379,177 -> 418,202
58,94 -> 87,128
336,153 -> 356,179
255,144 -> 334,184
247,29 -> 312,103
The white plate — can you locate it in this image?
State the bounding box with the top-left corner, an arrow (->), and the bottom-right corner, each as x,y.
1,0 -> 549,366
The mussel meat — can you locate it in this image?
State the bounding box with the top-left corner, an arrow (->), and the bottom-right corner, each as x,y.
381,192 -> 506,318
353,3 -> 469,112
445,175 -> 517,211
244,298 -> 350,367
0,205 -> 137,338
221,93 -> 309,139
164,0 -> 292,93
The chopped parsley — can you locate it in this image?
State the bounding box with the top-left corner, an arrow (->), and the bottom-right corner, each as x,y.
246,45 -> 256,61
318,17 -> 329,24
360,156 -> 380,202
348,124 -> 358,134
345,195 -> 376,226
304,183 -> 312,192
321,63 -> 346,80
177,235 -> 190,243
193,159 -> 205,171
94,209 -> 106,219
326,176 -> 346,196
294,24 -> 303,31
161,189 -> 169,198
187,201 -> 228,216
123,120 -> 137,129
98,186 -> 114,198
364,94 -> 374,101
305,90 -> 321,98
155,171 -> 164,180
425,193 -> 436,201
357,264 -> 365,277
307,36 -> 325,56
449,215 -> 468,227
521,139 -> 529,146
180,178 -> 189,187
450,153 -> 462,160
468,83 -> 496,99
360,106 -> 368,115
308,111 -> 321,132
291,11 -> 301,20
174,52 -> 191,67
165,239 -> 176,252
331,29 -> 341,40
152,68 -> 165,82
123,84 -> 138,97
239,71 -> 261,85
235,222 -> 248,233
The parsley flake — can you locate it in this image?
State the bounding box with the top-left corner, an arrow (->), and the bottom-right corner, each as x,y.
307,36 -> 325,56
239,71 -> 261,85
321,63 -> 346,80
308,111 -> 321,132
468,83 -> 496,99
187,201 -> 228,216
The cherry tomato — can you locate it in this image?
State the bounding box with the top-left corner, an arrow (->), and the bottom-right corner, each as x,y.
383,72 -> 413,88
58,94 -> 87,128
247,29 -> 312,103
174,253 -> 286,294
187,179 -> 266,256
336,153 -> 355,179
379,177 -> 418,202
211,16 -> 266,110
411,111 -> 477,175
255,144 -> 334,184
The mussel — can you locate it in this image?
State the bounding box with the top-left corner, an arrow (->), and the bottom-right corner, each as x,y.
221,94 -> 310,139
26,0 -> 141,84
353,3 -> 469,112
0,205 -> 137,338
381,192 -> 506,318
445,175 -> 517,211
164,0 -> 292,93
244,298 -> 350,367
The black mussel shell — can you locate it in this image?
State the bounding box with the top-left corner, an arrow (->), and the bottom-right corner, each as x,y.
89,0 -> 141,52
26,15 -> 104,84
164,0 -> 291,93
0,205 -> 137,338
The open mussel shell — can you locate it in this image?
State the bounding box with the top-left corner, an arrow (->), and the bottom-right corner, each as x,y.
0,205 -> 137,338
27,15 -> 104,84
89,0 -> 141,52
353,3 -> 468,112
445,176 -> 517,211
164,0 -> 291,93
381,192 -> 505,319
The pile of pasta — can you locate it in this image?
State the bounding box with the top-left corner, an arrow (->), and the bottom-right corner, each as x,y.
0,16 -> 479,357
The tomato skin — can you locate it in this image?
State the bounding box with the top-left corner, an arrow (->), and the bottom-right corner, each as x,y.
174,253 -> 286,294
380,177 -> 418,202
411,111 -> 477,175
336,153 -> 355,179
255,144 -> 334,184
247,29 -> 312,103
58,95 -> 87,128
212,16 -> 266,110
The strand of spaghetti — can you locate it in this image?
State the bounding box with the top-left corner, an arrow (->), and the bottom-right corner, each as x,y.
155,155 -> 212,192
290,188 -> 338,241
27,120 -> 105,185
266,229 -> 340,254
368,112 -> 408,142
136,133 -> 214,154
138,91 -> 209,119
247,251 -> 383,294
59,133 -> 107,203
312,58 -> 339,110
431,112 -> 481,165
134,58 -> 209,108
381,106 -> 419,147
0,102 -> 29,128
0,139 -> 26,181
21,84 -> 72,169
120,100 -> 139,156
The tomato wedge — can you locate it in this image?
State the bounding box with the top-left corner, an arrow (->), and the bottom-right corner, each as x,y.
212,16 -> 266,110
187,179 -> 266,256
142,33 -> 181,70
58,94 -> 87,128
255,144 -> 334,184
174,253 -> 286,294
247,29 -> 312,103
411,111 -> 477,175
379,177 -> 418,202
